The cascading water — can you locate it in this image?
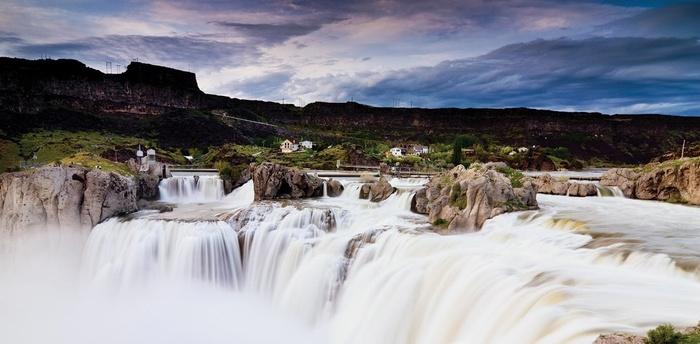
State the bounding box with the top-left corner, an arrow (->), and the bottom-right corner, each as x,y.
4,177 -> 700,344
596,184 -> 625,197
158,175 -> 225,203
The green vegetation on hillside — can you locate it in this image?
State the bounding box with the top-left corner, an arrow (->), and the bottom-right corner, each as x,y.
60,152 -> 134,176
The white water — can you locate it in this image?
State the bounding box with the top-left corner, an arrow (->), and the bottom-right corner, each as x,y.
2,177 -> 700,344
158,175 -> 225,203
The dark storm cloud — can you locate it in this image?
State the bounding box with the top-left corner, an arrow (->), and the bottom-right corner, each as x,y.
331,37 -> 700,114
211,22 -> 325,44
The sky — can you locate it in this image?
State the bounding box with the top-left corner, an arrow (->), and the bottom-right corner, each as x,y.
1,0 -> 700,115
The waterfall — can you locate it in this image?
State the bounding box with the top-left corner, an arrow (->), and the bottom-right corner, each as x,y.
4,177 -> 700,344
159,175 -> 225,203
82,218 -> 242,289
596,184 -> 625,197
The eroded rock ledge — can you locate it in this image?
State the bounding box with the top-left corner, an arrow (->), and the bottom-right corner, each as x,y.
252,163 -> 324,201
412,163 -> 538,232
532,174 -> 598,197
601,157 -> 700,204
0,165 -> 137,231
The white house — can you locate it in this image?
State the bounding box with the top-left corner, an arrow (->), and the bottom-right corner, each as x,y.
411,145 -> 429,155
517,147 -> 529,153
280,139 -> 299,153
299,140 -> 313,150
390,147 -> 406,157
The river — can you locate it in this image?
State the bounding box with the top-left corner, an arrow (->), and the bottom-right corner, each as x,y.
1,176 -> 699,344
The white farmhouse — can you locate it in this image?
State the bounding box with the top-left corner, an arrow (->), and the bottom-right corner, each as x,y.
280,139 -> 299,153
412,145 -> 429,155
390,147 -> 406,157
300,140 -> 313,150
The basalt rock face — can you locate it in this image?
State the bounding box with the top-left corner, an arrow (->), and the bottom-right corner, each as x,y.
252,163 -> 323,201
414,163 -> 538,232
601,158 -> 700,204
0,166 -> 137,231
532,174 -> 598,197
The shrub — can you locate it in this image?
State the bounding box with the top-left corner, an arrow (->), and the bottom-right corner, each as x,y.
432,218 -> 449,227
496,166 -> 525,188
645,324 -> 681,344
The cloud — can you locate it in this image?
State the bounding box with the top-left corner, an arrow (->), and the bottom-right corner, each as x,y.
596,4 -> 700,38
279,37 -> 700,115
6,35 -> 257,71
211,21 -> 325,44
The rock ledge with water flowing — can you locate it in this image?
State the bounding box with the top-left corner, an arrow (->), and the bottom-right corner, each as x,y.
0,165 -> 137,231
412,162 -> 538,232
532,173 -> 598,197
252,163 -> 324,201
601,157 -> 700,204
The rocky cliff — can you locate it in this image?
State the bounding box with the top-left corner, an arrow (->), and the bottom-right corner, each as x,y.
412,163 -> 538,231
2,57 -> 699,165
0,166 -> 137,231
601,158 -> 700,204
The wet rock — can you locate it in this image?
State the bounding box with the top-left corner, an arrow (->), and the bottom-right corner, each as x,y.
252,163 -> 323,201
601,168 -> 639,198
532,174 -> 569,195
421,164 -> 538,232
601,158 -> 700,204
136,174 -> 160,200
411,188 -> 429,214
359,184 -> 371,199
326,179 -> 344,197
567,182 -> 598,197
0,165 -> 137,231
369,176 -> 396,202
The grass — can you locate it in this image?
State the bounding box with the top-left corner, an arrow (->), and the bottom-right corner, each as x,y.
496,166 -> 525,188
0,139 -> 20,172
16,130 -> 187,167
60,152 -> 133,176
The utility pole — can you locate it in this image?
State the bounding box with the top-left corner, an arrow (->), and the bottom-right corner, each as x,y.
681,139 -> 686,159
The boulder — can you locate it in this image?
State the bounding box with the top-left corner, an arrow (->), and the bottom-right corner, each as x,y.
326,179 -> 344,197
532,174 -> 569,195
566,182 -> 598,197
0,165 -> 137,231
601,168 -> 639,198
369,176 -> 396,202
359,184 -> 371,199
533,174 -> 598,197
418,164 -> 538,232
411,188 -> 429,214
252,163 -> 323,201
136,174 -> 160,200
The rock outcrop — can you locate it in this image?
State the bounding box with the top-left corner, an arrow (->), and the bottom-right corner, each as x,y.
252,163 -> 323,201
601,158 -> 700,204
0,166 -> 137,231
326,179 -> 344,197
532,174 -> 598,197
414,163 -> 538,232
369,177 -> 396,202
